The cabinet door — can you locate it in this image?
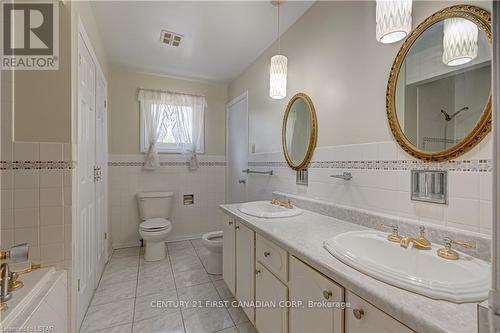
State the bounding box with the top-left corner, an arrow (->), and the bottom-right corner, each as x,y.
289,256 -> 344,333
236,221 -> 255,323
346,291 -> 415,333
223,218 -> 236,295
255,262 -> 288,333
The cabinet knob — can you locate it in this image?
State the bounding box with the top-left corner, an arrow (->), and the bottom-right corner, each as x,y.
235,225 -> 240,230
322,290 -> 333,300
264,251 -> 271,257
255,269 -> 261,275
228,221 -> 233,225
353,308 -> 365,320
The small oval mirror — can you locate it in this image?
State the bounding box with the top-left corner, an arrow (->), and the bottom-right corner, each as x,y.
282,93 -> 317,170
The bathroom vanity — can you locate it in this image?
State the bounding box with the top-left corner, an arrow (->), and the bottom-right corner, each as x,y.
220,201 -> 486,333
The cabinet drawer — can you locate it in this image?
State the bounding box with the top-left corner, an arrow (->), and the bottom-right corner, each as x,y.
346,291 -> 415,333
256,234 -> 288,282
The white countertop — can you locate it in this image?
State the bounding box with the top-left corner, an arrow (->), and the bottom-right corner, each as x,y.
220,203 -> 480,333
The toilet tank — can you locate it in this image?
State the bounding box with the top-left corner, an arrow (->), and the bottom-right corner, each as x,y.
137,191 -> 174,221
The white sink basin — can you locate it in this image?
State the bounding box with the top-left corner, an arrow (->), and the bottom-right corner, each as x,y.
324,230 -> 490,303
238,201 -> 303,219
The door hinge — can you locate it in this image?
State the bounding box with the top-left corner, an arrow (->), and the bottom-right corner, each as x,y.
104,100 -> 107,108
93,166 -> 101,182
104,232 -> 107,240
77,279 -> 80,292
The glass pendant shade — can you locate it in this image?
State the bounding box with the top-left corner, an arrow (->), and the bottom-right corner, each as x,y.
269,54 -> 287,100
376,0 -> 412,44
442,18 -> 478,66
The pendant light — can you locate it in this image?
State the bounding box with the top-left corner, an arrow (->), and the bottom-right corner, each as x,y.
442,18 -> 478,66
269,0 -> 287,99
376,0 -> 413,44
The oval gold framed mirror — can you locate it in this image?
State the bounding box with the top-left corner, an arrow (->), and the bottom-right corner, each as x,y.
386,5 -> 492,162
282,93 -> 317,170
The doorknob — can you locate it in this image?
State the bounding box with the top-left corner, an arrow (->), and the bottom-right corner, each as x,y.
238,179 -> 246,184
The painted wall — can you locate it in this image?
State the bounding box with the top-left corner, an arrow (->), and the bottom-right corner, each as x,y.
228,0 -> 492,153
229,0 -> 493,235
108,68 -> 228,155
107,69 -> 228,247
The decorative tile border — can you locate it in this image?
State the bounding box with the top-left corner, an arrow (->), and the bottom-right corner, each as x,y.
108,161 -> 226,167
0,161 -> 74,170
249,159 -> 492,172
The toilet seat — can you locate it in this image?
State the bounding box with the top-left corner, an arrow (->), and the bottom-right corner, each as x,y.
140,218 -> 171,232
202,231 -> 223,244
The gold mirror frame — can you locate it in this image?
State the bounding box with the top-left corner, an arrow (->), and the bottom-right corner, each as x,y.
386,5 -> 492,162
282,93 -> 318,170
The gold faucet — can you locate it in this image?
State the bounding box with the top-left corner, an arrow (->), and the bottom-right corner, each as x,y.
379,224 -> 402,243
437,237 -> 475,260
270,198 -> 293,209
400,226 -> 432,250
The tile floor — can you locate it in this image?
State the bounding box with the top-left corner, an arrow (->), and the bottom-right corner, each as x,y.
80,240 -> 257,333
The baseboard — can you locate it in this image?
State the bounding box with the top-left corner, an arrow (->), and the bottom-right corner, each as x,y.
112,241 -> 141,250
165,233 -> 205,243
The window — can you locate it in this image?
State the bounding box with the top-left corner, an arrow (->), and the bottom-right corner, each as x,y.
139,102 -> 205,154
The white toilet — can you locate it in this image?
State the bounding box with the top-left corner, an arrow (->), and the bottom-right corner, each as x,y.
201,231 -> 223,274
137,191 -> 174,261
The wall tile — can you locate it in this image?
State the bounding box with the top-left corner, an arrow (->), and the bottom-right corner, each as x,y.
14,208 -> 38,228
40,206 -> 64,226
40,225 -> 64,245
40,170 -> 63,188
479,201 -> 492,232
449,172 -> 479,199
14,189 -> 39,208
14,170 -> 39,189
1,189 -> 13,209
40,143 -> 63,161
41,243 -> 64,264
40,188 -> 63,207
14,226 -> 38,245
1,170 -> 13,189
13,142 -> 39,161
479,173 -> 492,201
1,209 -> 14,230
446,197 -> 480,228
1,229 -> 14,248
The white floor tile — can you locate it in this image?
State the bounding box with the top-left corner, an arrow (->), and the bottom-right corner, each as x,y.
80,298 -> 135,332
177,282 -> 220,307
182,307 -> 234,333
91,280 -> 136,306
174,268 -> 210,288
134,290 -> 179,322
133,311 -> 185,333
112,246 -> 141,258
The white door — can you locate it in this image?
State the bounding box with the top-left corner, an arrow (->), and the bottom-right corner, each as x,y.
222,218 -> 236,295
235,221 -> 255,323
226,92 -> 248,204
76,34 -> 97,328
289,256 -> 344,333
255,262 -> 288,333
95,71 -> 108,284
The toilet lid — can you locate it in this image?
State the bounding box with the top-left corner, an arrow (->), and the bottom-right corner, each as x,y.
140,218 -> 171,230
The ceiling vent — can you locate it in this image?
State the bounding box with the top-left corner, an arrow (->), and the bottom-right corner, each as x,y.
160,30 -> 183,47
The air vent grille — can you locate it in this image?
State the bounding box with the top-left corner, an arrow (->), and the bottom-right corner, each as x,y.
160,30 -> 183,47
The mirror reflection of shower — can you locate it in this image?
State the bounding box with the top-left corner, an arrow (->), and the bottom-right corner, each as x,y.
440,106 -> 470,149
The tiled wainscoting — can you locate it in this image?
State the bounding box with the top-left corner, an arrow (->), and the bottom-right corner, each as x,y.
0,142 -> 73,269
246,139 -> 492,235
109,155 -> 226,249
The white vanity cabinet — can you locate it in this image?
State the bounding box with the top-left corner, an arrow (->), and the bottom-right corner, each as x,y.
235,221 -> 256,323
289,256 -> 344,333
222,218 -> 236,295
345,291 -> 415,333
255,262 -> 288,333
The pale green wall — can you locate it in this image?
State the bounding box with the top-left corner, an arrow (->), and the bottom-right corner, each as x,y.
108,69 -> 228,155
228,1 -> 492,154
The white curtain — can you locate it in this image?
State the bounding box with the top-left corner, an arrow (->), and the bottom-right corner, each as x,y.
138,89 -> 206,170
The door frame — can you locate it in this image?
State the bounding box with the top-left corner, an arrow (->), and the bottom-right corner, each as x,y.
72,15 -> 109,331
225,91 -> 249,203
